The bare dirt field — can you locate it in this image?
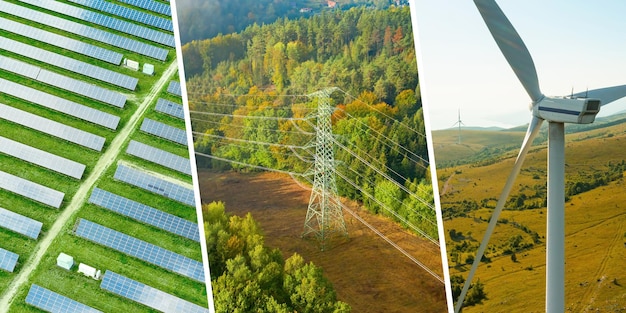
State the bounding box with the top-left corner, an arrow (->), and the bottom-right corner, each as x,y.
198,170 -> 448,313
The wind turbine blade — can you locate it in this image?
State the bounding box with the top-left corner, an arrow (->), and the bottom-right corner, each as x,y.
454,116 -> 543,313
474,0 -> 544,102
572,84 -> 626,106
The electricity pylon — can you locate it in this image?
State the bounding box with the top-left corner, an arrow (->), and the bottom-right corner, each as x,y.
302,87 -> 348,250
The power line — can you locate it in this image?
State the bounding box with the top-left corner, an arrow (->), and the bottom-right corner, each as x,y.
190,110 -> 310,121
192,131 -> 309,150
295,175 -> 443,283
189,117 -> 314,136
195,152 -> 306,176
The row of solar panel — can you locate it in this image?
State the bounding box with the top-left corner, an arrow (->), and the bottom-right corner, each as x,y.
75,219 -> 204,282
0,36 -> 138,90
155,98 -> 185,120
0,102 -> 106,151
69,0 -> 173,31
0,248 -> 18,273
0,78 -> 120,130
89,188 -> 199,241
0,136 -> 85,180
140,118 -> 188,145
0,16 -> 122,64
119,0 -> 171,17
22,0 -> 175,47
126,140 -> 191,175
0,170 -> 64,208
0,55 -> 127,108
102,271 -> 209,313
0,207 -> 42,240
167,81 -> 182,97
0,1 -> 168,60
26,285 -> 102,313
113,163 -> 195,206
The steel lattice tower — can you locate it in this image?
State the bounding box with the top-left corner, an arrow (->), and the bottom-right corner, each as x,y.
302,87 -> 347,249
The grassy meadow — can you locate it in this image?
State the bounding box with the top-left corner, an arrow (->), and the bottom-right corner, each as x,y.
435,119 -> 626,312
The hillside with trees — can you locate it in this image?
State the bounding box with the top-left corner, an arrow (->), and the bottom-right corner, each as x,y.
175,0 -> 406,43
184,6 -> 436,239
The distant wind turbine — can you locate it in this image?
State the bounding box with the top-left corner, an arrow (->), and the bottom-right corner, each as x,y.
455,1 -> 626,312
451,108 -> 464,144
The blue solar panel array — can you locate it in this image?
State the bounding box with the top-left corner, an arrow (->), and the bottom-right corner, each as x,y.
140,118 -> 188,145
0,36 -> 138,90
75,219 -> 204,282
0,16 -> 122,64
0,55 -> 126,107
166,81 -> 182,97
0,248 -> 18,273
21,0 -> 175,47
89,188 -> 199,241
126,140 -> 191,175
0,136 -> 86,179
101,271 -> 209,313
155,98 -> 185,120
118,0 -> 171,16
113,164 -> 195,206
0,102 -> 106,151
0,1 -> 168,60
0,170 -> 65,208
36,69 -> 127,108
25,285 -> 103,313
0,77 -> 120,130
68,0 -> 173,31
0,207 -> 43,240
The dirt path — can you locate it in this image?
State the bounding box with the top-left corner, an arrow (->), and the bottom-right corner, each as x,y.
575,216 -> 624,312
0,60 -> 179,311
199,170 -> 447,313
441,172 -> 455,195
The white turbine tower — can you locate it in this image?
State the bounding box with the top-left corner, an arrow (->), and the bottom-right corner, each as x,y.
452,108 -> 464,144
455,1 -> 626,312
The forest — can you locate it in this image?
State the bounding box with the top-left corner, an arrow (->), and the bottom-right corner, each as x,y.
203,202 -> 350,312
175,0 -> 403,43
184,6 -> 437,239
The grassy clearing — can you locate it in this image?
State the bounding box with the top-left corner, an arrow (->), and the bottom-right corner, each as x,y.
438,123 -> 626,312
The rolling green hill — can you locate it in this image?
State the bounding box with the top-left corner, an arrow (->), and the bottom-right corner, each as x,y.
436,118 -> 626,312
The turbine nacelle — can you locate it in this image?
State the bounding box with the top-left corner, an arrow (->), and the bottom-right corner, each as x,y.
532,97 -> 601,124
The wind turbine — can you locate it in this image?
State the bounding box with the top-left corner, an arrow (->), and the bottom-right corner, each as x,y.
455,1 -> 626,312
452,108 -> 464,144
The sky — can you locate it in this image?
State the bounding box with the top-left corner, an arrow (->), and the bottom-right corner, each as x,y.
411,1 -> 626,130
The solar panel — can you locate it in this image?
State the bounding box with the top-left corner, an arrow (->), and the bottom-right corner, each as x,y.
113,164 -> 195,206
68,0 -> 173,31
0,102 -> 106,151
155,98 -> 185,120
21,0 -> 175,47
0,1 -> 168,60
0,77 -> 120,130
0,36 -> 138,90
75,219 -> 204,282
89,188 -> 199,241
140,118 -> 188,145
0,207 -> 43,240
0,55 -> 126,108
101,271 -> 208,313
118,0 -> 171,17
126,140 -> 191,175
0,53 -> 40,79
0,136 -> 85,179
37,70 -> 127,108
166,81 -> 182,97
25,285 -> 103,313
0,16 -> 122,64
0,170 -> 64,208
0,248 -> 18,273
